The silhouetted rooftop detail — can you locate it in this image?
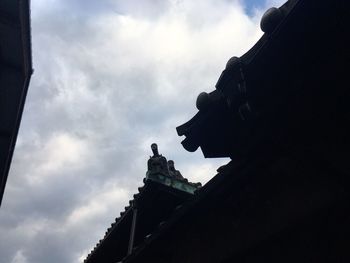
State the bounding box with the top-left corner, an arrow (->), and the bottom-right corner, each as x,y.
168,160 -> 184,180
148,144 -> 184,180
85,0 -> 350,261
176,0 -> 308,159
146,143 -> 201,191
84,144 -> 201,263
147,143 -> 169,177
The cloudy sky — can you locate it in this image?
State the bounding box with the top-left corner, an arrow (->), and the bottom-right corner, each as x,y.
1,0 -> 285,262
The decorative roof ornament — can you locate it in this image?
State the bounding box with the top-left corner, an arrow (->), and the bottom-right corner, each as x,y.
260,7 -> 284,34
147,143 -> 170,177
168,160 -> 184,180
146,143 -> 184,180
85,143 -> 203,262
145,143 -> 201,191
176,2 -> 295,158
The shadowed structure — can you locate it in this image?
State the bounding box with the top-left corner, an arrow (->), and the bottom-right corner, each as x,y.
85,0 -> 350,262
84,144 -> 201,263
0,0 -> 32,206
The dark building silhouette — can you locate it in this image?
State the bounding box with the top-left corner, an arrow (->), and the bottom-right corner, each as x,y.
0,0 -> 32,206
84,144 -> 201,263
85,0 -> 350,262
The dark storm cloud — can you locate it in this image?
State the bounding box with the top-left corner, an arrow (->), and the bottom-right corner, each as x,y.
0,0 -> 286,262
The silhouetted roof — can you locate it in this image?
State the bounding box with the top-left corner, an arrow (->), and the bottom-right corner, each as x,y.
125,0 -> 349,260
85,173 -> 201,263
0,0 -> 33,206
177,0 -> 347,159
85,0 -> 350,261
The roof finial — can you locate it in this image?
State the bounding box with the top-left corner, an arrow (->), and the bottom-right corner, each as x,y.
168,160 -> 184,180
147,143 -> 169,177
151,143 -> 159,157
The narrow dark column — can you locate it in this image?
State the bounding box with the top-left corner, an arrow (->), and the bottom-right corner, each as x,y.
128,206 -> 138,255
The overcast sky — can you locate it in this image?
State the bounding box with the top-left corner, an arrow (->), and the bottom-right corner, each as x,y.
1,0 -> 285,262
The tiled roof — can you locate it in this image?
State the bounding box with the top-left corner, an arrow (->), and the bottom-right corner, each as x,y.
122,160 -> 239,263
84,156 -> 201,263
176,0 -> 300,158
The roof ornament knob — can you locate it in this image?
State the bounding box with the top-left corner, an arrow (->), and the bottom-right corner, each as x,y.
151,143 -> 159,156
196,92 -> 210,111
225,56 -> 240,70
147,143 -> 169,177
260,7 -> 283,34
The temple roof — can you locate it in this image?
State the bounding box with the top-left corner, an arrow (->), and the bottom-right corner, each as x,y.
177,0 -> 348,159
84,144 -> 201,263
84,0 -> 349,261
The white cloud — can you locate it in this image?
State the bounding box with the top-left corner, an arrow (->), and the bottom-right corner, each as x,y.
11,251 -> 28,263
38,133 -> 88,173
66,187 -> 129,226
183,161 -> 224,184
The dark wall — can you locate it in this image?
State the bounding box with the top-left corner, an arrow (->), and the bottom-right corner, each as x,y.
134,154 -> 349,263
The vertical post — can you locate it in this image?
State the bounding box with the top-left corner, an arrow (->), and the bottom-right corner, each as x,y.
128,206 -> 138,255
